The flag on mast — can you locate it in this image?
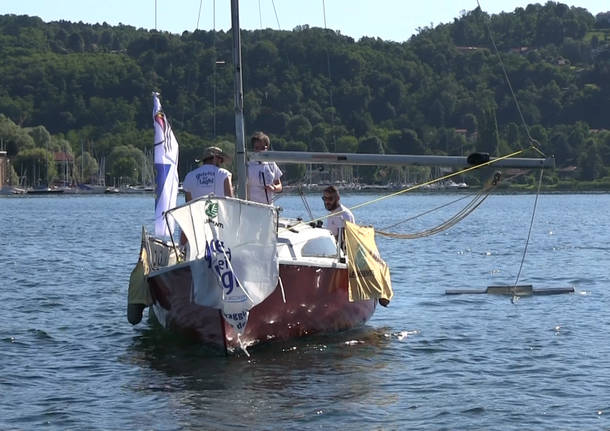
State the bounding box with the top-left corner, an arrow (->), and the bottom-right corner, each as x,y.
153,92 -> 179,237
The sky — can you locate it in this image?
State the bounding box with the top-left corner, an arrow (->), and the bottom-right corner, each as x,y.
1,0 -> 608,42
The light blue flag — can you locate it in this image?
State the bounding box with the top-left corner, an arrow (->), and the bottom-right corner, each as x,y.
153,92 -> 179,237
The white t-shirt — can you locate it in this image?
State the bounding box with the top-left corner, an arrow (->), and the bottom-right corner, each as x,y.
182,164 -> 231,199
247,161 -> 283,204
326,203 -> 355,236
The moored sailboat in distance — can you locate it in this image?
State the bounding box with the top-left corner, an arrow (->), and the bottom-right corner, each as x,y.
127,0 -> 553,355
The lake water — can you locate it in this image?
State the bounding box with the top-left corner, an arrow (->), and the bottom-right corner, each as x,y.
1,192 -> 609,430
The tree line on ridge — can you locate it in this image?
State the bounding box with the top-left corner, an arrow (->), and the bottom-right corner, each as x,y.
1,2 -> 609,189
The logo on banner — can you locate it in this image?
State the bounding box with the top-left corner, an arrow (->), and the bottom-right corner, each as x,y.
204,199 -> 223,228
205,200 -> 218,218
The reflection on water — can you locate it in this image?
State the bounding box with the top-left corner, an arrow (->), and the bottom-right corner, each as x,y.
127,322 -> 394,380
123,323 -> 402,429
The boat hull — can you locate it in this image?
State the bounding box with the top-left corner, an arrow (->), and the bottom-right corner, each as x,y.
147,262 -> 376,353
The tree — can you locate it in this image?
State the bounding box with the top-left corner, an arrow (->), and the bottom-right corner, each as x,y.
577,139 -> 604,180
12,147 -> 57,187
357,136 -> 384,183
75,151 -> 99,184
335,135 -> 358,153
67,32 -> 85,52
282,141 -> 307,181
286,114 -> 313,141
27,125 -> 52,148
0,114 -> 35,156
107,145 -> 145,185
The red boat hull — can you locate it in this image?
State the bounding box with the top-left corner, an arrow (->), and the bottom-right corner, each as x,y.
147,262 -> 376,353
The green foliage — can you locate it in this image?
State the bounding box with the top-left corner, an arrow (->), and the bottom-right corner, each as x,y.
13,147 -> 56,186
0,114 -> 35,155
0,3 -> 609,188
107,144 -> 145,185
74,151 -> 99,183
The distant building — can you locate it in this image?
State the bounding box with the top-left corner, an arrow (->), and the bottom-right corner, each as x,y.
53,151 -> 74,186
454,128 -> 477,142
455,46 -> 482,52
510,46 -> 530,54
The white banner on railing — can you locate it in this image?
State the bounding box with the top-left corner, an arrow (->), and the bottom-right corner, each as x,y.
170,197 -> 279,334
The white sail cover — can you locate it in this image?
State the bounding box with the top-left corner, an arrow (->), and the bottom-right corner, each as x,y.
153,92 -> 179,237
169,197 -> 279,334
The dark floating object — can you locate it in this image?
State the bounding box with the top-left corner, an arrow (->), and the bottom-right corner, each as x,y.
445,284 -> 574,296
127,303 -> 146,324
467,152 -> 490,165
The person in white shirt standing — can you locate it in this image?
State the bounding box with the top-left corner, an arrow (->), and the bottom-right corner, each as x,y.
182,146 -> 233,202
322,185 -> 355,238
247,131 -> 283,204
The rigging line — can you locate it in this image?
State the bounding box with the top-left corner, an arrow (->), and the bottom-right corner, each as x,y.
270,0 -> 281,30
377,192 -> 492,239
321,0 -> 337,153
196,0 -> 203,30
375,168 -> 524,232
182,0 -> 206,125
322,0 -> 328,28
379,193 -> 473,230
212,0 -> 217,137
476,0 -> 544,154
285,147 -> 533,231
513,168 -> 544,288
258,0 -> 263,28
298,186 -> 314,220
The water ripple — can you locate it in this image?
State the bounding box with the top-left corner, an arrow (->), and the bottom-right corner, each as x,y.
1,194 -> 610,430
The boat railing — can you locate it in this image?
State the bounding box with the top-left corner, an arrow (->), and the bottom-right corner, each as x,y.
143,232 -> 176,270
163,195 -> 280,263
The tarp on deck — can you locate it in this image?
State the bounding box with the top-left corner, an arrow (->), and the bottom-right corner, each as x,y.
344,221 -> 393,304
169,197 -> 279,334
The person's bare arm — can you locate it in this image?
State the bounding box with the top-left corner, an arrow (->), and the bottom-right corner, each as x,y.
225,177 -> 234,197
269,178 -> 282,193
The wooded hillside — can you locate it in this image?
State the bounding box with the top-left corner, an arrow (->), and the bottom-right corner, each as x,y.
1,2 -> 609,188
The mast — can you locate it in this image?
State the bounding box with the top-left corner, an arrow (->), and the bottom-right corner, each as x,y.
231,0 -> 247,199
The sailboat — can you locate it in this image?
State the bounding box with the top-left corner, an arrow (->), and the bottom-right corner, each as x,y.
127,0 -> 553,354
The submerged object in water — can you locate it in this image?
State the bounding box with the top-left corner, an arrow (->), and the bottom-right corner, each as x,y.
445,285 -> 574,296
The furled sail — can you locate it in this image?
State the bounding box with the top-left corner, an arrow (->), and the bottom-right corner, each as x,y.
153,92 -> 179,237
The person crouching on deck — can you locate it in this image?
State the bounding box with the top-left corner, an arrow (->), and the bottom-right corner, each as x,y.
182,146 -> 234,202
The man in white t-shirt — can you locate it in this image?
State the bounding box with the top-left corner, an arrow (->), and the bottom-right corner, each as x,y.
247,131 -> 283,204
322,185 -> 354,237
182,146 -> 233,202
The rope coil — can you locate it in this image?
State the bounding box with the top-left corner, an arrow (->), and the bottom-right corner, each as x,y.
376,172 -> 501,239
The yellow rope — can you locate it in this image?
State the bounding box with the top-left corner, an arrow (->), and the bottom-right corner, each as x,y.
376,173 -> 500,239
284,146 -> 534,232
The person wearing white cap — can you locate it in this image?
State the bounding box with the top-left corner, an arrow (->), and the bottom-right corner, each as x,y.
182,146 -> 233,202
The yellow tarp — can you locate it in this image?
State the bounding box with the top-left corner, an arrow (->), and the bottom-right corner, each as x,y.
127,242 -> 153,306
344,221 -> 393,303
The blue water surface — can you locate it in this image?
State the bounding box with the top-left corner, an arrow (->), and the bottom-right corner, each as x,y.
1,192 -> 609,430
